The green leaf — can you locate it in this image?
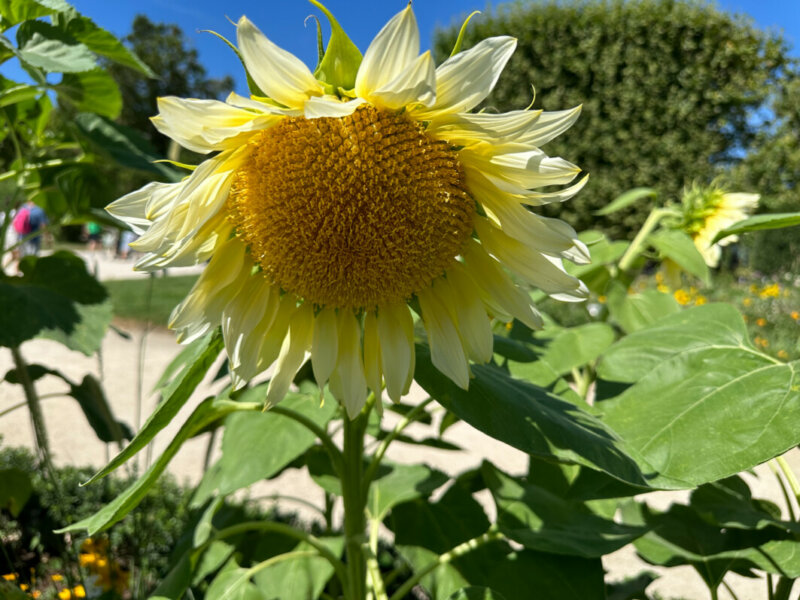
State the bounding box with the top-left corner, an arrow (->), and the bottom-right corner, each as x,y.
712,211 -> 800,243
0,252 -> 106,348
600,305 -> 800,486
57,396 -> 260,535
414,344 -> 659,489
0,83 -> 39,108
368,463 -> 448,520
447,588 -> 508,600
309,0 -> 362,90
72,112 -> 177,178
623,501 -> 800,585
606,282 -> 680,334
0,468 -> 32,516
598,303 -> 748,383
481,550 -> 605,600
649,229 -> 710,283
201,390 -> 337,497
54,13 -> 155,76
690,476 -> 799,533
83,331 -> 223,485
206,562 -> 264,600
38,300 -> 112,355
56,68 -> 121,118
0,0 -> 72,28
68,374 -> 132,443
252,538 -> 344,600
482,463 -> 646,558
595,187 -> 657,216
0,582 -> 29,600
510,323 -> 614,386
150,541 -> 234,599
18,29 -> 96,73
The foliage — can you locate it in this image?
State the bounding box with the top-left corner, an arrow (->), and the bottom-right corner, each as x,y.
433,0 -> 793,239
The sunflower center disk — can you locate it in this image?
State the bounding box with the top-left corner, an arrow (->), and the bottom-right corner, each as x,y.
228,105 -> 475,310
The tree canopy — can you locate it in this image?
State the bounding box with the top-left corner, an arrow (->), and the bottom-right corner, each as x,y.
434,0 -> 793,238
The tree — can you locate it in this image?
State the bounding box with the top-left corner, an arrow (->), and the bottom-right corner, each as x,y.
732,76 -> 800,274
108,15 -> 234,155
434,0 -> 792,238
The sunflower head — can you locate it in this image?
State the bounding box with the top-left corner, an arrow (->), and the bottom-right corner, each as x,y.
679,182 -> 759,267
107,2 -> 589,417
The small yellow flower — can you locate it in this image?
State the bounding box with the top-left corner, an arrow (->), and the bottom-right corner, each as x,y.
655,271 -> 664,284
749,284 -> 759,294
657,283 -> 669,293
674,289 -> 691,305
79,553 -> 97,567
694,295 -> 707,306
759,283 -> 780,298
791,311 -> 799,321
597,295 -> 606,304
756,317 -> 767,327
743,297 -> 752,307
72,585 -> 86,598
20,584 -> 29,591
51,575 -> 64,582
32,592 -> 41,599
58,589 -> 72,600
778,350 -> 789,359
2,573 -> 16,581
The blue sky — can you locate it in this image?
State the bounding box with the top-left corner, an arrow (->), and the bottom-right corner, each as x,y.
60,0 -> 799,97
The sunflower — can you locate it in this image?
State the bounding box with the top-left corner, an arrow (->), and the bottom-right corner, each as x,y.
679,183 -> 759,268
107,4 -> 588,417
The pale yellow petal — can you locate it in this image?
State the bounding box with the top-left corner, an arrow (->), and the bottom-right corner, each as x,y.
416,36 -> 516,117
257,294 -> 299,369
331,310 -> 367,419
311,307 -> 339,390
266,302 -> 314,407
377,302 -> 415,403
152,96 -> 270,153
236,16 -> 323,108
304,96 -> 365,118
369,51 -> 436,109
355,5 -> 419,97
444,268 -> 494,364
363,310 -> 383,399
418,284 -> 469,390
461,239 -> 543,330
476,217 -> 586,298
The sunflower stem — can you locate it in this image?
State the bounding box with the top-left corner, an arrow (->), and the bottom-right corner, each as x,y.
618,208 -> 671,272
342,399 -> 371,600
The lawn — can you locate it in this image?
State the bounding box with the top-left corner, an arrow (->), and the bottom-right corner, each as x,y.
104,274 -> 197,326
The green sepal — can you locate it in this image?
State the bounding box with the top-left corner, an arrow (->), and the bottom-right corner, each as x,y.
450,10 -> 481,57
201,28 -> 265,97
309,0 -> 361,91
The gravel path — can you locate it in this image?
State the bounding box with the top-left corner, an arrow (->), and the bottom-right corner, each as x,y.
1,251 -> 797,599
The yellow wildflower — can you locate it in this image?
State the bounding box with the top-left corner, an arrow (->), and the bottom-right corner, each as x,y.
597,295 -> 606,304
791,311 -> 799,321
694,295 -> 707,306
759,283 -> 780,298
743,297 -> 752,307
778,350 -> 789,359
756,318 -> 767,327
2,573 -> 16,581
51,575 -> 64,582
674,289 -> 691,305
20,584 -> 29,591
57,589 -> 71,600
72,585 -> 86,598
657,283 -> 669,294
